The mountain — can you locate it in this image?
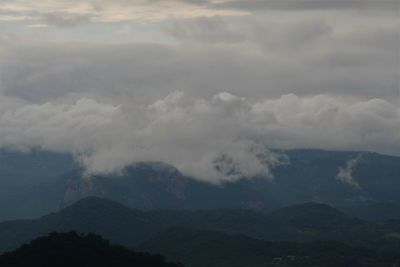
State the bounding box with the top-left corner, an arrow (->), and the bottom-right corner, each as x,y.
61,149 -> 400,220
140,228 -> 400,267
0,197 -> 162,253
0,232 -> 184,267
0,197 -> 267,252
272,150 -> 400,219
0,197 -> 399,254
1,149 -> 399,222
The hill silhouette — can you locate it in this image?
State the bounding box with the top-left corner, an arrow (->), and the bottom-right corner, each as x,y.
0,232 -> 183,267
0,197 -> 399,253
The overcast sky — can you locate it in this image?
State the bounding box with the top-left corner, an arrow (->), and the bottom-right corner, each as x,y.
0,0 -> 399,182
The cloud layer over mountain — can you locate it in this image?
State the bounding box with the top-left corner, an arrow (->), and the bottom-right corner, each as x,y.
1,91 -> 398,183
0,0 -> 398,182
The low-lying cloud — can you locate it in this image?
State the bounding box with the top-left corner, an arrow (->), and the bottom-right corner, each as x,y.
336,154 -> 364,189
1,92 -> 399,183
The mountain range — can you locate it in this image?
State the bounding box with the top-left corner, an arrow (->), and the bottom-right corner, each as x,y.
0,197 -> 399,267
0,149 -> 399,222
1,197 -> 399,253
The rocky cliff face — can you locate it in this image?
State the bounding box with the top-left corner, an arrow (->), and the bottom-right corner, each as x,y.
62,162 -> 188,209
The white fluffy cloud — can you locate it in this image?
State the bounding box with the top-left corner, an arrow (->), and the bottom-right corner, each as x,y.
1,92 -> 399,183
0,98 -> 120,152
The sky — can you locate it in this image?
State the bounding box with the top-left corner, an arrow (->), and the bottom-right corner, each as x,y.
0,0 -> 399,183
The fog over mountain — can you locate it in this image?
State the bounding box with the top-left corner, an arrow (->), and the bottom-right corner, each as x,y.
0,0 -> 399,183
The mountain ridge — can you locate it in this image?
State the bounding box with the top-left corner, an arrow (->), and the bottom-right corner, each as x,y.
1,148 -> 399,222
0,196 -> 399,254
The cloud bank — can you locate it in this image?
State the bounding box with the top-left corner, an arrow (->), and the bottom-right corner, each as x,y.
1,92 -> 399,183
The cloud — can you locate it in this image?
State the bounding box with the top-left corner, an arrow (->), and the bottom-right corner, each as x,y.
336,154 -> 364,189
0,98 -> 120,153
0,92 -> 399,184
0,0 -> 398,184
0,0 -> 245,24
0,0 -> 397,28
0,16 -> 398,103
0,7 -> 93,27
165,16 -> 333,49
164,16 -> 246,44
213,0 -> 399,12
39,12 -> 93,27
